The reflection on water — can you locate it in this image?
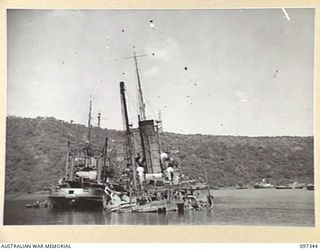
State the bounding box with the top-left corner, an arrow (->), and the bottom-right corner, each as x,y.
4,189 -> 314,226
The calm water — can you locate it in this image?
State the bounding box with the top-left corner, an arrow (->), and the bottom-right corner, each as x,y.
3,189 -> 314,226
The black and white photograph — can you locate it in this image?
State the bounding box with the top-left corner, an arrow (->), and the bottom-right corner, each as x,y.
4,8 -> 315,227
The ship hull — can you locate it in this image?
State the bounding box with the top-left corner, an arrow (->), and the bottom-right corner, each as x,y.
48,187 -> 104,210
253,185 -> 274,189
275,186 -> 292,189
306,185 -> 314,191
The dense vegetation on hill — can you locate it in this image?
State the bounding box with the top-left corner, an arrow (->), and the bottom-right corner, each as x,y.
5,116 -> 314,194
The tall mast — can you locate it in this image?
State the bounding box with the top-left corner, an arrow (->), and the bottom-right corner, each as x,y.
120,81 -> 137,190
98,137 -> 108,183
133,47 -> 146,121
120,82 -> 130,132
124,46 -> 147,121
64,141 -> 70,180
87,100 -> 92,144
158,109 -> 163,132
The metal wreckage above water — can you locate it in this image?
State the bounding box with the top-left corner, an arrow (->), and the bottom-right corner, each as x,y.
48,46 -> 214,213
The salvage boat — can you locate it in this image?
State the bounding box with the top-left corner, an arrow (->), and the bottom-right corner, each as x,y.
48,141 -> 107,209
48,102 -> 108,209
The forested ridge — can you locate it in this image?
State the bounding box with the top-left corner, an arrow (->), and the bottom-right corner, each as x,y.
5,116 -> 314,194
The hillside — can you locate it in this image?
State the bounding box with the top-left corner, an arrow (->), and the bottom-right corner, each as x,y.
5,116 -> 314,194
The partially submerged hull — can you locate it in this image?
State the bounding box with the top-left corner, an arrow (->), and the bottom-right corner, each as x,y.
103,196 -> 137,213
103,186 -> 213,213
133,200 -> 177,213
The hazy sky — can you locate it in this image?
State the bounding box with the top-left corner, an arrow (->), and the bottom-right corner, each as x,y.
7,9 -> 314,136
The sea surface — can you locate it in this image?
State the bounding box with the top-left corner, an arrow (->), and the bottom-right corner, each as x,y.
3,189 -> 314,226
